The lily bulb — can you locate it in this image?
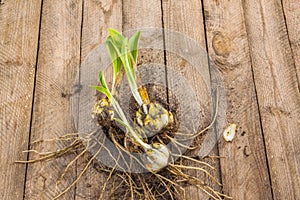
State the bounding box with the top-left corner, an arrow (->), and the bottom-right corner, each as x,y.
144,143 -> 170,172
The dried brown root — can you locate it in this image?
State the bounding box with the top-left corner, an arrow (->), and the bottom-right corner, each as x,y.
15,132 -> 97,200
171,154 -> 215,169
17,135 -> 230,200
55,148 -> 87,188
15,137 -> 83,164
137,175 -> 156,200
169,164 -> 221,186
108,174 -> 127,197
30,133 -> 80,144
165,134 -> 199,150
53,138 -> 105,200
99,164 -> 117,200
15,87 -> 231,200
168,165 -> 224,200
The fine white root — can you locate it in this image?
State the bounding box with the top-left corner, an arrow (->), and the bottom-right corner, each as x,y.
171,154 -> 215,170
31,133 -> 80,144
15,139 -> 83,164
53,145 -> 102,200
99,165 -> 117,200
15,83 -> 229,200
169,164 -> 221,186
55,148 -> 87,188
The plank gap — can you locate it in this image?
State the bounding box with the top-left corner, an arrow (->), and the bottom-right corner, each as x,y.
200,0 -> 224,189
22,1 -> 44,199
240,1 -> 275,199
73,0 -> 86,199
160,0 -> 170,108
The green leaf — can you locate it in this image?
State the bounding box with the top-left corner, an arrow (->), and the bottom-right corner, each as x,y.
120,36 -> 143,106
119,38 -> 132,75
121,37 -> 128,52
89,85 -> 112,100
114,117 -> 129,128
106,37 -> 122,87
106,35 -> 127,70
108,28 -> 122,38
106,37 -> 121,71
105,28 -> 143,106
108,28 -> 124,48
128,30 -> 141,63
98,71 -> 108,89
121,38 -> 135,82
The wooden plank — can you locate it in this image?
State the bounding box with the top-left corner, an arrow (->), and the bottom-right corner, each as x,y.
243,0 -> 300,199
24,0 -> 82,199
203,0 -> 273,199
75,0 -> 122,199
162,1 -> 222,199
0,0 -> 42,199
281,0 -> 300,86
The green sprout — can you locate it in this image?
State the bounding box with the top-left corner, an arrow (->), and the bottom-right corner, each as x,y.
90,29 -> 171,171
90,72 -> 146,149
105,28 -> 144,105
91,70 -> 170,172
105,29 -> 173,133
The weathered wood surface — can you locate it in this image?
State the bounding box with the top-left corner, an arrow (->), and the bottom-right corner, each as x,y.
24,0 -> 82,199
243,0 -> 300,199
162,0 -> 221,199
203,0 -> 273,199
0,0 -> 300,199
0,0 -> 42,199
75,0 -> 121,199
281,0 -> 300,86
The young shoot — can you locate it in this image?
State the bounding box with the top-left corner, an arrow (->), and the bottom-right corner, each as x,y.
105,30 -> 122,95
90,71 -> 128,128
106,28 -> 146,106
91,71 -> 170,171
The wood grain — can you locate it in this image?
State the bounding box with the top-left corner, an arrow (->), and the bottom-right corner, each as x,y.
281,0 -> 300,86
123,0 -> 163,30
1,1 -> 299,199
75,0 -> 122,199
24,0 -> 82,199
203,0 -> 273,199
243,0 -> 300,199
123,0 -> 166,94
0,0 -> 42,199
162,1 -> 221,199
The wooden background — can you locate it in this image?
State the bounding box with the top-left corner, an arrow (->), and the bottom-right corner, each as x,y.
0,0 -> 299,199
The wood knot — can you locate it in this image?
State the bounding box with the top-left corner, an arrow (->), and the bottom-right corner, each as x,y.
212,32 -> 233,58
